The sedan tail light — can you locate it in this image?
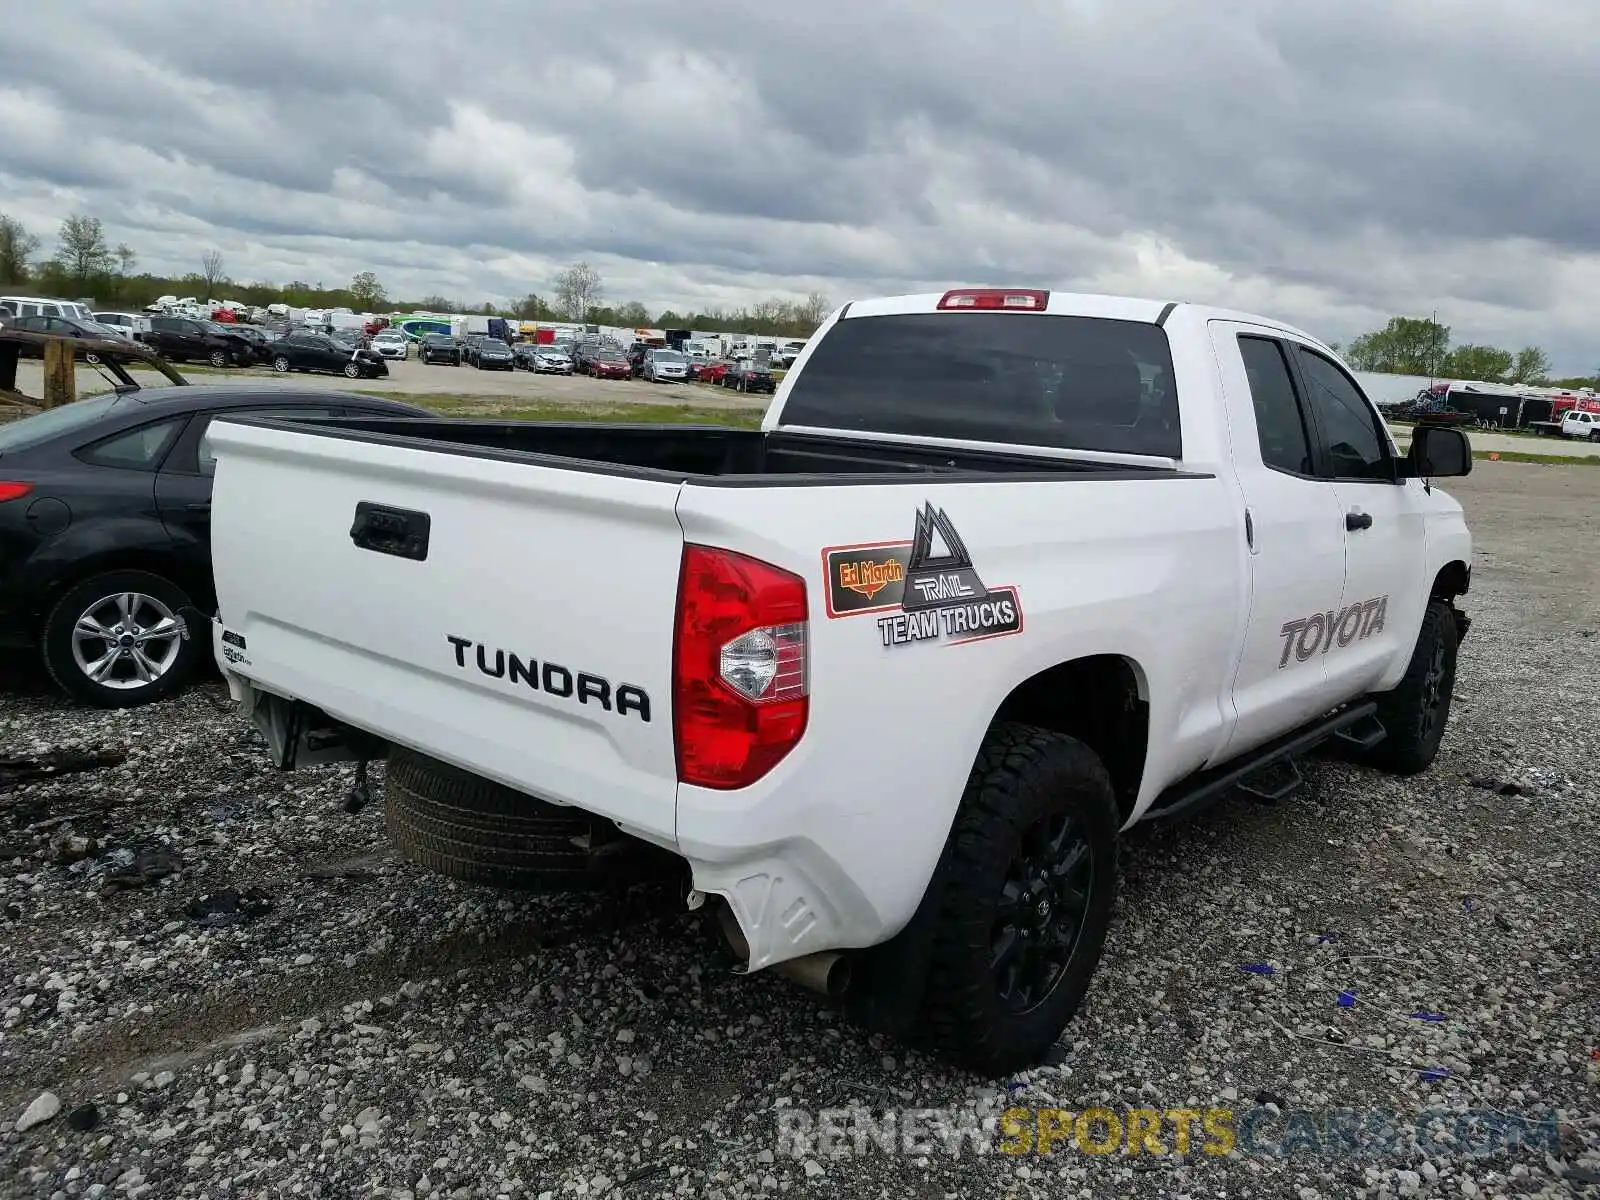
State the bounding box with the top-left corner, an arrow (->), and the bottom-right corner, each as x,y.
674,545 -> 809,789
0,482 -> 33,502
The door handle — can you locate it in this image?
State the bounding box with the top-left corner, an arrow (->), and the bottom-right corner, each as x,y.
350,501 -> 430,561
1345,510 -> 1373,531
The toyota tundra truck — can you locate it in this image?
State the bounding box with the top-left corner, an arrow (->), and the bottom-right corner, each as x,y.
203,288 -> 1474,1073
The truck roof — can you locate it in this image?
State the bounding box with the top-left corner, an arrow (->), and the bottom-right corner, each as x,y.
839,289 -> 1329,351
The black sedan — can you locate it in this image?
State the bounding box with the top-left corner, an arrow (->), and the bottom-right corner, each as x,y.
0,386 -> 433,707
722,360 -> 777,394
268,331 -> 388,379
471,338 -> 515,370
418,334 -> 460,365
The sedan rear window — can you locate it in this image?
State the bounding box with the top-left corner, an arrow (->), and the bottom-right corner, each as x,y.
780,312 -> 1181,458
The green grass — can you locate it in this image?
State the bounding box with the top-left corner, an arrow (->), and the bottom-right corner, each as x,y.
353,392 -> 766,427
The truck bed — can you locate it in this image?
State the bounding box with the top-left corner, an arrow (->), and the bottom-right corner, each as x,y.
224,415 -> 1182,483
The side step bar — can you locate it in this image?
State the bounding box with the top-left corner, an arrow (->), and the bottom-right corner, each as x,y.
1144,701 -> 1382,823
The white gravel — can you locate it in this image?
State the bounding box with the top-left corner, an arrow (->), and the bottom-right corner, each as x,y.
1,464 -> 1596,1199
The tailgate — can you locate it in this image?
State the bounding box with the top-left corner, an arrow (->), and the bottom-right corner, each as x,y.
206,418 -> 684,844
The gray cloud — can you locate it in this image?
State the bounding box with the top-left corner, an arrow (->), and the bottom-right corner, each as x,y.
0,0 -> 1594,371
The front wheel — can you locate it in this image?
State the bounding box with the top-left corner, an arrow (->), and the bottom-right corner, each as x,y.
915,723 -> 1119,1075
41,570 -> 203,708
1362,600 -> 1459,775
1589,430 -> 1600,443
273,356 -> 290,373
209,349 -> 229,368
343,361 -> 361,378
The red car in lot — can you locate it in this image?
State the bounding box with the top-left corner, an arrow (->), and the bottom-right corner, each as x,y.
591,349 -> 631,379
695,360 -> 732,385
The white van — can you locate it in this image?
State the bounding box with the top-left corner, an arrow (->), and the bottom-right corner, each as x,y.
92,311 -> 152,340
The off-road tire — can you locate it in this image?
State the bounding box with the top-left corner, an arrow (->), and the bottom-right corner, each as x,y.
383,746 -> 671,892
41,569 -> 203,708
916,722 -> 1120,1075
1362,600 -> 1459,775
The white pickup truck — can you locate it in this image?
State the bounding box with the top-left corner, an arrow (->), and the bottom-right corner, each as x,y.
205,288 -> 1475,1073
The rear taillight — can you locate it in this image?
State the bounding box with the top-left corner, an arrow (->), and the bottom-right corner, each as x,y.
0,482 -> 32,503
937,288 -> 1049,311
674,545 -> 809,789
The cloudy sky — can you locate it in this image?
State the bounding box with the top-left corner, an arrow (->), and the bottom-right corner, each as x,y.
2,1 -> 1595,370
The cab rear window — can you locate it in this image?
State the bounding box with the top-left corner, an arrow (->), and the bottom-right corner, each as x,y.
779,312 -> 1180,458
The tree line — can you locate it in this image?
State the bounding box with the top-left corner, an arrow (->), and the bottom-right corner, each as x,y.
0,212 -> 831,339
1336,316 -> 1595,390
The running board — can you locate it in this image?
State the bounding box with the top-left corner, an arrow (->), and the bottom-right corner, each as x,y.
1144,702 -> 1380,823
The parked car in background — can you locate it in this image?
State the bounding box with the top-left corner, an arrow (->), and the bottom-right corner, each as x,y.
695,360 -> 733,385
722,359 -> 776,394
571,341 -> 602,374
268,331 -> 389,379
643,348 -> 690,383
371,329 -> 409,361
0,296 -> 98,323
6,314 -> 130,360
418,334 -> 461,366
590,348 -> 632,379
471,338 -> 515,371
329,328 -> 370,352
0,386 -> 432,707
142,315 -> 256,367
93,312 -> 152,341
220,324 -> 274,365
522,345 -> 573,375
1559,410 -> 1600,440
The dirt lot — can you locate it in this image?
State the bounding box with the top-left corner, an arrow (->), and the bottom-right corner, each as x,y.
0,464 -> 1596,1199
9,358 -> 770,413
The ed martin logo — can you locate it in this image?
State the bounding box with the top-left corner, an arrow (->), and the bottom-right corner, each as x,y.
820,503 -> 1024,647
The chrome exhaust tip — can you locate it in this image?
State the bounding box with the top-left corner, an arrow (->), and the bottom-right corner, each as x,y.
716,903 -> 851,996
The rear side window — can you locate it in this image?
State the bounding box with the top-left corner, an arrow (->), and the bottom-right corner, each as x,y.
77,417 -> 186,470
1238,336 -> 1313,475
779,313 -> 1180,457
1293,347 -> 1391,481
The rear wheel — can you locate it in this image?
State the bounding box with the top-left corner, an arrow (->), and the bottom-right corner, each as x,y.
343,361 -> 361,378
41,570 -> 203,708
915,723 -> 1119,1074
273,356 -> 290,373
208,349 -> 229,368
383,747 -> 678,891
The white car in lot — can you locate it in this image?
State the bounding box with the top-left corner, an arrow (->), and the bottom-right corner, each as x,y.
644,348 -> 690,382
205,287 -> 1475,1073
371,329 -> 409,361
92,311 -> 151,340
529,347 -> 574,375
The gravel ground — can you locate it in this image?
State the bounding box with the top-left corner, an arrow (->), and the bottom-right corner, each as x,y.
1,463 -> 1596,1200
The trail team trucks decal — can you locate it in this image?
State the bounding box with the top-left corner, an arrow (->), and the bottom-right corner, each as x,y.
822,503 -> 1024,648
1277,596 -> 1388,668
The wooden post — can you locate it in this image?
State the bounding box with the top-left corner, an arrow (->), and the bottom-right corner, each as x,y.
42,340 -> 75,409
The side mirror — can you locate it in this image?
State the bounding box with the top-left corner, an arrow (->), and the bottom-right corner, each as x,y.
1404,424 -> 1472,478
